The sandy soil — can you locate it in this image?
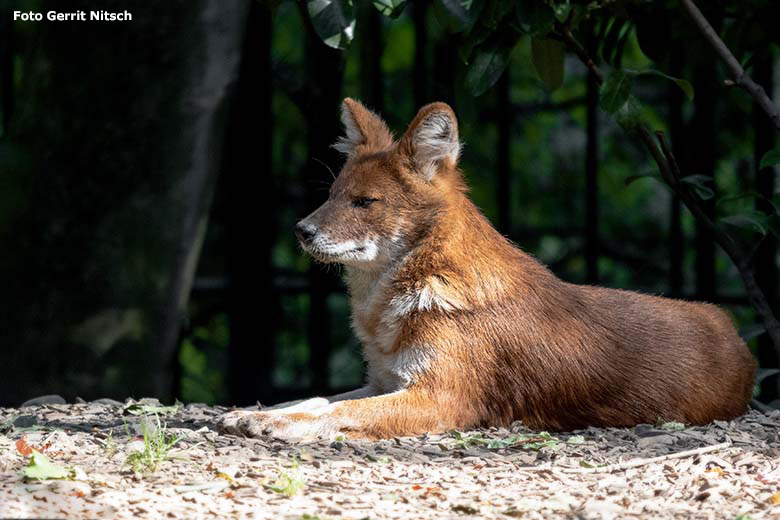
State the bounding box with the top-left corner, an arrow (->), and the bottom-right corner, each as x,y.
1,399 -> 779,519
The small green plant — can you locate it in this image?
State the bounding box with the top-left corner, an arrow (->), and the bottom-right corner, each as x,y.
20,449 -> 74,481
102,431 -> 118,459
449,431 -> 560,451
657,420 -> 686,431
123,402 -> 180,416
124,414 -> 180,474
268,456 -> 305,497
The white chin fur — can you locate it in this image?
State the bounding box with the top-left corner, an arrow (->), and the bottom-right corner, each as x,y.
305,234 -> 379,264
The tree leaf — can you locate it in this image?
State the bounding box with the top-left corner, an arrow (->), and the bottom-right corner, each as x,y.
624,171 -> 661,186
433,0 -> 484,34
719,213 -> 768,236
759,148 -> 780,170
515,0 -> 555,36
307,0 -> 356,50
601,18 -> 631,66
531,37 -> 565,92
15,437 -> 32,456
614,95 -> 644,131
740,323 -> 766,341
680,174 -> 714,200
755,368 -> 780,384
599,70 -> 631,114
768,214 -> 780,240
458,23 -> 494,64
465,33 -> 518,96
372,0 -> 406,18
635,8 -> 670,62
627,69 -> 694,100
479,0 -> 514,29
20,450 -> 72,481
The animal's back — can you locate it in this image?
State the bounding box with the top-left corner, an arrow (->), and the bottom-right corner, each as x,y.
492,282 -> 756,430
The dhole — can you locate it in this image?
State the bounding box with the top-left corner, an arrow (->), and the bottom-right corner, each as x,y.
219,99 -> 755,440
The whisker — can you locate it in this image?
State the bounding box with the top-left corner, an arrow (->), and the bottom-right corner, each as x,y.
313,157 -> 337,181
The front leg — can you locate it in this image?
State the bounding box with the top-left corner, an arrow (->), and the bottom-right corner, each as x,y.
217,386 -> 376,438
218,388 -> 461,440
263,386 -> 377,412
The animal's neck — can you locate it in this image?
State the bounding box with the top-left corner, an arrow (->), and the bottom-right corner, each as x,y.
394,195 -> 538,308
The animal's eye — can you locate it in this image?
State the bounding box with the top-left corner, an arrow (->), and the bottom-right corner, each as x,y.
352,197 -> 380,209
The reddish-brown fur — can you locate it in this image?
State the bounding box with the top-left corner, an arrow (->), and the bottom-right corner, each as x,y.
218,99 -> 755,440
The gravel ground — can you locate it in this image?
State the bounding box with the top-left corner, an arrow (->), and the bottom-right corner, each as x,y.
1,399 -> 779,519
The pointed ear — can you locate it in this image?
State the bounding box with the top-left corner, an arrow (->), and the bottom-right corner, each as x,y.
399,102 -> 461,180
332,98 -> 393,157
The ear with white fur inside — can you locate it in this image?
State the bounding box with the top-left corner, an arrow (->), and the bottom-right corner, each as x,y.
332,98 -> 393,157
400,103 -> 461,181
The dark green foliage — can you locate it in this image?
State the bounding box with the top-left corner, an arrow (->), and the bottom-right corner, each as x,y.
760,149 -> 780,170
307,0 -> 355,49
4,0 -> 780,406
373,0 -> 407,18
531,37 -> 565,91
465,32 -> 519,95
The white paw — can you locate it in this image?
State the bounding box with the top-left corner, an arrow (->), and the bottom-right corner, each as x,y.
217,409 -> 341,440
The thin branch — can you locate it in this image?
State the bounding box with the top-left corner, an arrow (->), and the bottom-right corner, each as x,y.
554,21 -> 604,84
679,0 -> 780,131
558,441 -> 732,474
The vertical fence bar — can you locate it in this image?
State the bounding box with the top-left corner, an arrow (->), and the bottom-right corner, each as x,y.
690,62 -> 717,301
413,0 -> 428,108
753,55 -> 779,396
360,3 -> 384,112
301,6 -> 345,396
584,70 -> 599,283
496,72 -> 511,234
225,1 -> 276,405
668,53 -> 685,297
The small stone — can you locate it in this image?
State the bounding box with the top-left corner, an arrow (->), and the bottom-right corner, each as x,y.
20,394 -> 66,407
93,398 -> 124,406
13,415 -> 37,428
634,424 -> 668,437
637,434 -> 676,449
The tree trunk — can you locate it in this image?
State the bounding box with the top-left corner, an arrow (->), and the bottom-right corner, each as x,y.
0,4 -> 13,135
0,0 -> 249,405
149,0 -> 252,399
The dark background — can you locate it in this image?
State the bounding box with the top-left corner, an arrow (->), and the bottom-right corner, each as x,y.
1,0 -> 778,409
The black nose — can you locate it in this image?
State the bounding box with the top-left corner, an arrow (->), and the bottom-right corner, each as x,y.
295,222 -> 317,243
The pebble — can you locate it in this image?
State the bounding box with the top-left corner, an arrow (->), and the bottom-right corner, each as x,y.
20,394 -> 66,407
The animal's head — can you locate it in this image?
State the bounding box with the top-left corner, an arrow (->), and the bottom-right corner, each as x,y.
296,98 -> 464,269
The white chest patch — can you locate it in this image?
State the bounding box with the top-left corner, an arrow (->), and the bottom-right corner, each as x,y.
388,277 -> 464,317
345,257 -> 448,393
364,343 -> 436,392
